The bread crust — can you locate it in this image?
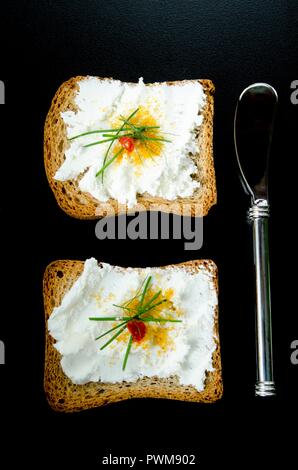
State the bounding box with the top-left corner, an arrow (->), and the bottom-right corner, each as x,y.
44,77 -> 216,219
43,259 -> 223,412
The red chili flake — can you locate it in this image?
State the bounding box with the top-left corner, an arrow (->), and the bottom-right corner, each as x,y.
127,320 -> 146,342
119,136 -> 135,152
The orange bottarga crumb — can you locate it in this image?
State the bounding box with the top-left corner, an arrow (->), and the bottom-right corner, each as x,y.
116,285 -> 181,353
111,106 -> 164,165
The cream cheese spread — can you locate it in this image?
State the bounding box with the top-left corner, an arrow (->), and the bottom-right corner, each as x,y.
48,258 -> 218,391
54,77 -> 206,207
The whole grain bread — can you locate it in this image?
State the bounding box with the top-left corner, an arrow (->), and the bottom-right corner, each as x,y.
44,77 -> 216,219
43,259 -> 223,412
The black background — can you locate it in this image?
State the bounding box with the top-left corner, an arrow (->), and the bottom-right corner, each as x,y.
1,0 -> 297,466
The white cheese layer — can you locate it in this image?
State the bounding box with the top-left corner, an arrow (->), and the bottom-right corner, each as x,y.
48,258 -> 218,391
54,77 -> 206,207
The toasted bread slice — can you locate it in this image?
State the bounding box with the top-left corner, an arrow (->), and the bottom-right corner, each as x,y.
44,77 -> 216,219
43,259 -> 222,412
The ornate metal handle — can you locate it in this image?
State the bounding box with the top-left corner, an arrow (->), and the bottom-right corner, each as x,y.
248,199 -> 275,396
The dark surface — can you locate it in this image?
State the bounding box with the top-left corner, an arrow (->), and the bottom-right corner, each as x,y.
0,0 -> 297,466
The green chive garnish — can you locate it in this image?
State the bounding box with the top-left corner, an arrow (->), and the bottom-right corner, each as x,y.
89,275 -> 181,370
122,335 -> 133,371
68,107 -> 171,182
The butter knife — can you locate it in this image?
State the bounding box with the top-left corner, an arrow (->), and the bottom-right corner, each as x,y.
234,83 -> 277,397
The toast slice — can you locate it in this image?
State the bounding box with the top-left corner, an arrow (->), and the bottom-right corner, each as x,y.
43,259 -> 223,412
44,77 -> 216,219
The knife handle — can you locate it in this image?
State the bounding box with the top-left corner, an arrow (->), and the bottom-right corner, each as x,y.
248,199 -> 275,396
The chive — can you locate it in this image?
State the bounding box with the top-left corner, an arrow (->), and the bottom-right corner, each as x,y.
83,136 -> 118,148
112,304 -> 134,312
99,128 -> 132,132
119,113 -> 139,131
137,136 -> 171,143
122,334 -> 133,371
69,125 -> 163,141
96,147 -> 124,177
121,276 -> 148,308
131,133 -> 170,144
141,317 -> 182,323
100,108 -> 139,182
83,132 -> 136,147
100,324 -> 128,350
138,126 -> 160,131
95,320 -> 128,341
101,132 -> 134,139
89,316 -> 124,321
138,275 -> 152,309
141,290 -> 162,310
68,129 -> 123,140
140,299 -> 168,317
